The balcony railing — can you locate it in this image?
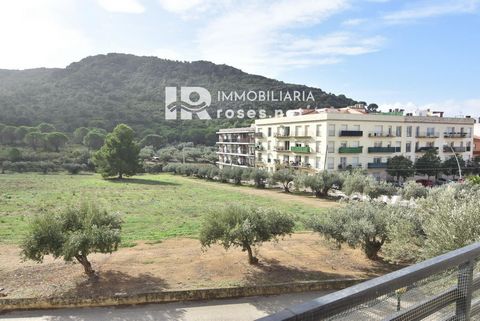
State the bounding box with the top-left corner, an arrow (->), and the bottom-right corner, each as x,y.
290,146 -> 311,153
444,132 -> 468,138
339,130 -> 363,137
274,146 -> 291,152
274,133 -> 311,139
259,242 -> 480,321
368,162 -> 388,169
415,146 -> 439,153
416,132 -> 440,138
443,146 -> 466,153
338,146 -> 363,153
367,146 -> 401,153
338,164 -> 362,170
368,132 -> 397,138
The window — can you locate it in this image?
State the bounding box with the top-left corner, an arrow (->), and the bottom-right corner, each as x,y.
328,124 -> 335,137
316,124 -> 322,137
315,157 -> 321,169
387,126 -> 393,135
340,141 -> 347,148
374,125 -> 383,135
406,126 -> 412,137
447,126 -> 455,134
352,125 -> 360,131
351,157 -> 359,166
426,141 -> 435,148
427,127 -> 435,136
373,157 -> 382,163
304,125 -> 309,137
396,141 -> 401,148
283,155 -> 289,163
396,126 -> 402,137
374,141 -> 382,147
267,127 -> 272,137
304,156 -> 309,164
406,142 -> 411,153
340,124 -> 347,131
340,157 -> 347,167
468,128 -> 472,138
295,126 -> 301,136
351,141 -> 359,148
267,153 -> 272,163
327,141 -> 335,153
267,141 -> 271,150
327,157 -> 334,170
316,141 -> 322,153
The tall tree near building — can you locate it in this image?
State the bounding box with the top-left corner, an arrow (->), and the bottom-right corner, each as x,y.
415,150 -> 442,179
93,124 -> 141,179
442,155 -> 465,177
367,103 -> 379,113
387,156 -> 414,181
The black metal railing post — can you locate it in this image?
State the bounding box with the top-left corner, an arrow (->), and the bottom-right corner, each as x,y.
456,260 -> 475,321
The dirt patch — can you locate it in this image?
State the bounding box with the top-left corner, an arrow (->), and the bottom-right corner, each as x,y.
178,176 -> 339,209
0,234 -> 396,299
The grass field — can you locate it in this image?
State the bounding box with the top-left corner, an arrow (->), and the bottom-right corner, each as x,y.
0,173 -> 328,245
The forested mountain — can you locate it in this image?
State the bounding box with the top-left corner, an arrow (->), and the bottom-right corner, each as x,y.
0,53 -> 357,145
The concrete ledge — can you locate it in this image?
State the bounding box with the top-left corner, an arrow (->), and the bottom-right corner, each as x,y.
0,278 -> 366,312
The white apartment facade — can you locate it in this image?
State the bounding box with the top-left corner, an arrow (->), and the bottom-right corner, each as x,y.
252,109 -> 474,179
216,127 -> 256,168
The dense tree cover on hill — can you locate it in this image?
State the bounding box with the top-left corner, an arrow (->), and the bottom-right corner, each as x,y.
0,53 -> 357,145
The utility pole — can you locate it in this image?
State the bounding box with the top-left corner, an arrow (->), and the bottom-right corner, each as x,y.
445,145 -> 462,179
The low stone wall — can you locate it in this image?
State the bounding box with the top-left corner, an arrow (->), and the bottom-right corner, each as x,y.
0,278 -> 365,312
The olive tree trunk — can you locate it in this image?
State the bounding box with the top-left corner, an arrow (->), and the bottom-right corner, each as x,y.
75,254 -> 95,277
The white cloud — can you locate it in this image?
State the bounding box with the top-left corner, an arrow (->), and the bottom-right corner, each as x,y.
342,18 -> 366,26
380,99 -> 480,118
97,0 -> 145,14
0,0 -> 93,69
174,0 -> 384,76
383,0 -> 479,24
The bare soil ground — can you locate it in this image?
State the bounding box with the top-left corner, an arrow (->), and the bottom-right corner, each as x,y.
0,234 -> 395,299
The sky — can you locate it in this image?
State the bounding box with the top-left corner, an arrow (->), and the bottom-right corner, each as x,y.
0,0 -> 479,117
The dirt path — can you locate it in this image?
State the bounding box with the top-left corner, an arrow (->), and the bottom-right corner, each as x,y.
174,176 -> 338,209
0,234 -> 394,299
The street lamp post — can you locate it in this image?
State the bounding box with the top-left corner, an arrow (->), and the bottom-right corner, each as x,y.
445,145 -> 462,180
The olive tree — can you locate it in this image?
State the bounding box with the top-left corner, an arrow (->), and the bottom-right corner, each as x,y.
400,181 -> 428,200
302,171 -> 342,198
200,205 -> 295,264
249,169 -> 269,188
309,201 -> 390,259
21,202 -> 122,277
270,169 -> 296,192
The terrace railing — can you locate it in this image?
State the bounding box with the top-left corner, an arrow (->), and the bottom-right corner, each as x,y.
258,242 -> 480,321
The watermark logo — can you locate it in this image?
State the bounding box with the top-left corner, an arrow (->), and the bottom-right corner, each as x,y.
165,86 -> 212,120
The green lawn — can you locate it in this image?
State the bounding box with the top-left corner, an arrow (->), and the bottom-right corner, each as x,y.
0,173 -> 325,245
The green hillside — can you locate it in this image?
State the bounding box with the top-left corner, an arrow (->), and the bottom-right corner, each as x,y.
0,53 -> 357,145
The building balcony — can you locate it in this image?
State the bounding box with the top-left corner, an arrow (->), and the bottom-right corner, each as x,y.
416,132 -> 440,138
368,162 -> 388,169
415,147 -> 439,153
338,146 -> 363,153
255,132 -> 264,138
338,164 -> 362,170
290,146 -> 311,153
368,132 -> 397,138
274,133 -> 311,139
274,146 -> 291,152
216,139 -> 254,144
367,147 -> 401,153
443,132 -> 468,138
339,130 -> 363,137
443,146 -> 466,153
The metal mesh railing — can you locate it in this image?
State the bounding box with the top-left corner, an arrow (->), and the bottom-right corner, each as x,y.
258,243 -> 480,321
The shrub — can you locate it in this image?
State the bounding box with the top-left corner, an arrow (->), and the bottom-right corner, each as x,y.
401,181 -> 428,200
199,205 -> 294,264
63,163 -> 85,175
366,181 -> 397,199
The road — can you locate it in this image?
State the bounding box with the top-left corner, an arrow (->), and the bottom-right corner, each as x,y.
0,291 -> 331,321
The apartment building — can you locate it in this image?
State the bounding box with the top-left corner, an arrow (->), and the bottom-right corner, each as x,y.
216,127 -> 256,168
253,107 -> 475,179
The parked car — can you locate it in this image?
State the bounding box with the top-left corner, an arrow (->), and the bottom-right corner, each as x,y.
416,179 -> 434,187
